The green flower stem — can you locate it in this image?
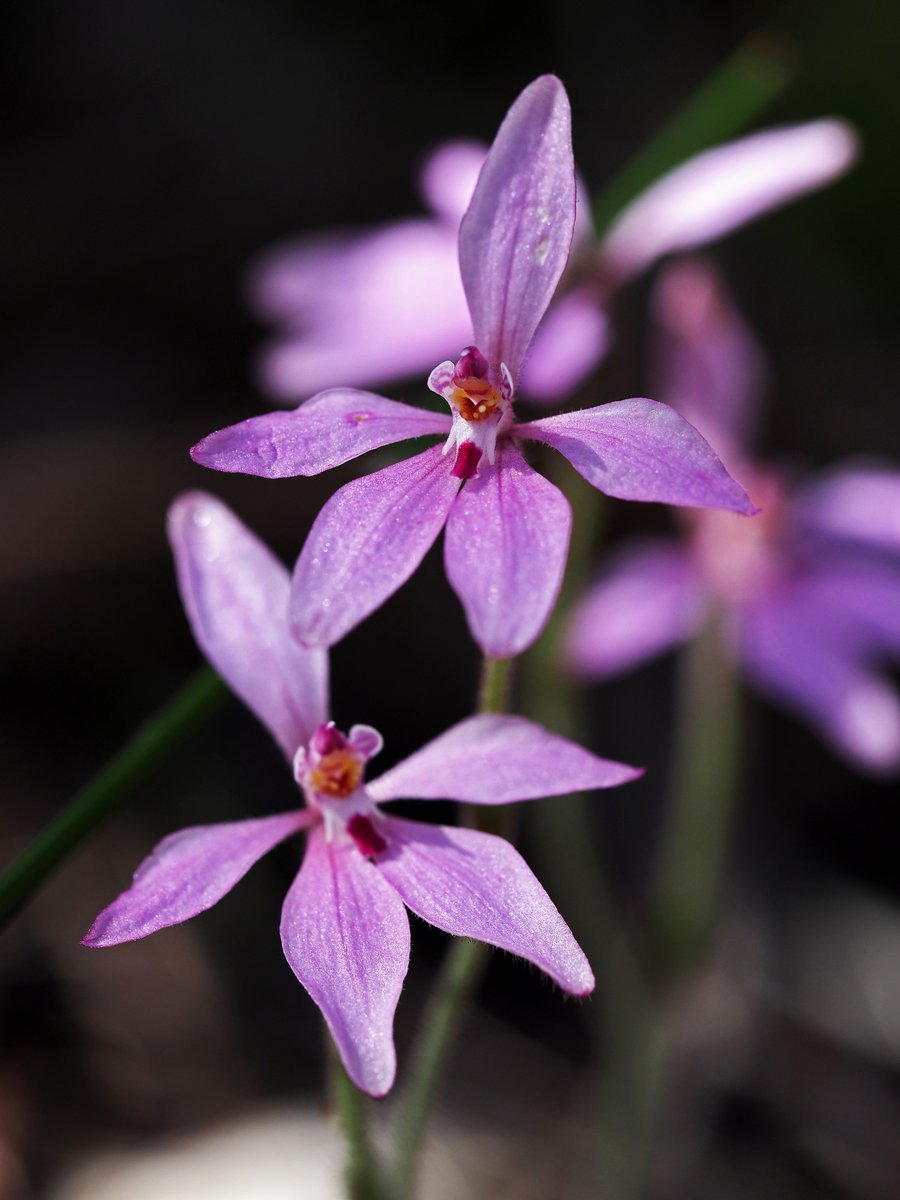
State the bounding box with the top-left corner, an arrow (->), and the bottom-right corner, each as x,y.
0,666 -> 226,931
388,937 -> 490,1199
330,1044 -> 392,1200
592,34 -> 793,233
648,610 -> 743,977
386,653 -> 515,1200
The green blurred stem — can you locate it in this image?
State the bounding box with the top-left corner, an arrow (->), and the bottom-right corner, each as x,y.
331,1046 -> 392,1200
649,609 -> 743,976
0,666 -> 226,931
386,653 -> 514,1200
592,34 -> 793,233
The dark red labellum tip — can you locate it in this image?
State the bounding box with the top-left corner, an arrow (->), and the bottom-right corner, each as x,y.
456,346 -> 489,379
347,814 -> 387,859
452,441 -> 483,480
312,721 -> 347,756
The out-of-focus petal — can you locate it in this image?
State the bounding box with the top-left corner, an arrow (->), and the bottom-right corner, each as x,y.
367,712 -> 639,805
782,556 -> 900,655
459,75 -> 575,378
517,399 -> 757,513
739,588 -> 900,774
169,493 -> 328,758
652,258 -> 767,458
378,817 -> 593,994
520,285 -> 612,402
83,812 -> 310,946
191,391 -> 450,478
281,827 -> 410,1097
417,139 -> 487,224
599,120 -> 859,282
793,464 -> 900,556
566,539 -> 707,679
249,221 -> 470,401
443,442 -> 571,657
291,447 -> 461,647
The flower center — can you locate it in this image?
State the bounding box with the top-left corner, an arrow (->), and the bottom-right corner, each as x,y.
307,747 -> 364,799
446,345 -> 504,423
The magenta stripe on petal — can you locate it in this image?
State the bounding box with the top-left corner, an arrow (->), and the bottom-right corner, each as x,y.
280,827 -> 410,1097
191,390 -> 450,478
291,446 -> 461,647
168,492 -> 328,758
83,811 -> 310,946
517,399 -> 757,513
444,442 -> 572,657
378,817 -> 594,995
459,75 -> 576,379
367,713 -> 640,806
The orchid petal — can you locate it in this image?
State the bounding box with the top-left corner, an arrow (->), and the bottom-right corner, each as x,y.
652,258 -> 767,458
794,465 -> 900,556
83,811 -> 309,946
566,540 -> 707,679
739,589 -> 900,773
442,442 -> 571,657
417,139 -> 487,223
459,75 -> 575,377
599,119 -> 859,282
281,826 -> 410,1097
248,221 -> 471,401
517,399 -> 756,513
291,446 -> 461,647
367,713 -> 639,805
520,285 -> 612,402
378,817 -> 593,994
169,493 -> 328,757
191,391 -> 449,478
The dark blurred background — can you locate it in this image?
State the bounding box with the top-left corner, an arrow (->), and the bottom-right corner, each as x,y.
2,2 -> 898,1197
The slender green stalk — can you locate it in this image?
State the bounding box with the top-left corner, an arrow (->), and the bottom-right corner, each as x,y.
388,937 -> 490,1199
0,667 -> 226,931
592,34 -> 793,233
330,1045 -> 392,1200
648,610 -> 743,977
386,653 -> 515,1199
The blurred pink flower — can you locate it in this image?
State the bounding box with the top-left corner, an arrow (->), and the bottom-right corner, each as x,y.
84,492 -> 640,1096
195,76 -> 754,658
249,111 -> 857,405
567,258 -> 900,773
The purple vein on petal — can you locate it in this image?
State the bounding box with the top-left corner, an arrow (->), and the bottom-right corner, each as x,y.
168,492 -> 328,757
191,390 -> 450,478
459,75 -> 576,377
291,446 -> 461,647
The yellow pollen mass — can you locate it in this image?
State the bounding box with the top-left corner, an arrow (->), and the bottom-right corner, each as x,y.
309,748 -> 363,798
450,376 -> 503,423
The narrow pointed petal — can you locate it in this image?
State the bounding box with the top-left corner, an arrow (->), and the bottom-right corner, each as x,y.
443,442 -> 571,657
459,76 -> 575,377
191,391 -> 450,478
567,540 -> 706,679
248,221 -> 471,400
599,120 -> 859,282
169,492 -> 328,758
291,447 -> 461,647
794,465 -> 900,556
739,590 -> 900,773
520,285 -> 612,402
378,817 -> 593,994
652,258 -> 767,458
280,827 -> 410,1097
517,399 -> 757,513
83,811 -> 310,946
367,713 -> 639,806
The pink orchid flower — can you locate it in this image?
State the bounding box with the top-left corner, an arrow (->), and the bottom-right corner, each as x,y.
83,491 -> 641,1097
248,103 -> 856,405
193,76 -> 755,659
567,258 -> 900,773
